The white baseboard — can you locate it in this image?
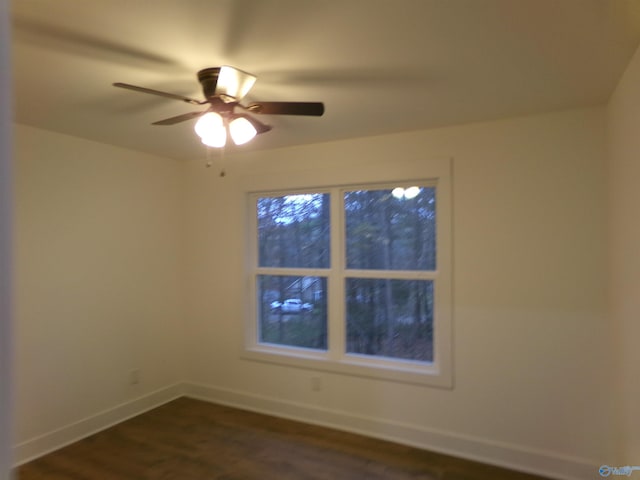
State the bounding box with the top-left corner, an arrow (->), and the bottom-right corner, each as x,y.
12,381 -> 599,479
184,382 -> 597,480
13,383 -> 186,466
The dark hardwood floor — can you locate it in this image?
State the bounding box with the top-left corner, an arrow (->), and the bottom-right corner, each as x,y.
17,397 -> 554,480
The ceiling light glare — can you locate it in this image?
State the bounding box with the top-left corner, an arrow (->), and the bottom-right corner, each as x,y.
392,187 -> 405,199
392,186 -> 421,199
404,186 -> 421,199
229,117 -> 257,145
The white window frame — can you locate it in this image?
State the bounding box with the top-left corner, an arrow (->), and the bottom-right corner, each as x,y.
241,158 -> 453,388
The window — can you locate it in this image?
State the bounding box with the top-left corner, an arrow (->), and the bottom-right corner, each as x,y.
245,167 -> 452,388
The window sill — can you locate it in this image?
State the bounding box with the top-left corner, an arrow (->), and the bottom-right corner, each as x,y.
242,346 -> 453,389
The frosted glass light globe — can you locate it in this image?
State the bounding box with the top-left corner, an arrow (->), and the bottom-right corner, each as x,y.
229,117 -> 257,145
195,112 -> 226,148
194,112 -> 223,139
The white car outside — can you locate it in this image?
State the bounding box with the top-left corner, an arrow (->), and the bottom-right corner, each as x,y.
280,298 -> 313,313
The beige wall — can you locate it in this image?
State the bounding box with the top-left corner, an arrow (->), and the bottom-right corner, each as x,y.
183,107 -> 610,479
12,125 -> 186,456
607,43 -> 640,464
1,0 -> 14,477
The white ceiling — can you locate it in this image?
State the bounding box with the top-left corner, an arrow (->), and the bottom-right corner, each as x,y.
11,0 -> 640,161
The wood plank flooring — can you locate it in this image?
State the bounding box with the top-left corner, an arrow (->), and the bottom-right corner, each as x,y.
17,397 -> 554,480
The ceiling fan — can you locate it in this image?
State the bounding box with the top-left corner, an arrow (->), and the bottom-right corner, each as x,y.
113,65 -> 324,147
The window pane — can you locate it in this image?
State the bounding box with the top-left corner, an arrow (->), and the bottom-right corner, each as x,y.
345,187 -> 435,270
257,193 -> 330,268
257,275 -> 327,350
346,278 -> 433,362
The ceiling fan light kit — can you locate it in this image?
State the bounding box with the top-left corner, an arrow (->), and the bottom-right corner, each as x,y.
113,65 -> 324,148
194,112 -> 258,147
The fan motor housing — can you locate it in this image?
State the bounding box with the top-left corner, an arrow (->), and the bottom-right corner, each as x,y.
197,68 -> 221,100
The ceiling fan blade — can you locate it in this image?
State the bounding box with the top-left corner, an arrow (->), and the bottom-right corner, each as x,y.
246,101 -> 324,116
113,83 -> 205,105
152,111 -> 205,125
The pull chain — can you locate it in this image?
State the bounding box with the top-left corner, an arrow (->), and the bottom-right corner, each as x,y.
204,146 -> 226,177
